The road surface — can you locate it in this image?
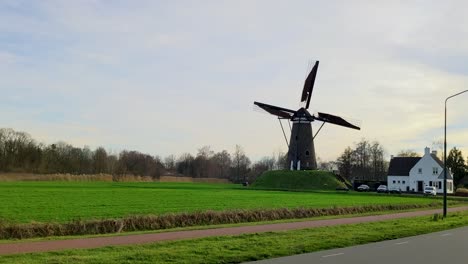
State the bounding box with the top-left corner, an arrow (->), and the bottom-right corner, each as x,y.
247,226 -> 468,264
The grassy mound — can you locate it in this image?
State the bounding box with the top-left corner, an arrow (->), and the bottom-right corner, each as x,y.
252,170 -> 346,191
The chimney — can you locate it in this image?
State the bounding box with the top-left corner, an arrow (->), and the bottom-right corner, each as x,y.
424,147 -> 430,155
432,150 -> 438,156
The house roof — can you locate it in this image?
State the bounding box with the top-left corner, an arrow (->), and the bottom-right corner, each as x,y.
429,154 -> 453,180
431,154 -> 445,168
438,169 -> 454,180
387,157 -> 421,176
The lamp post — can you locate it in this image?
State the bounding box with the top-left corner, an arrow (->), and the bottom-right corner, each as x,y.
444,89 -> 468,217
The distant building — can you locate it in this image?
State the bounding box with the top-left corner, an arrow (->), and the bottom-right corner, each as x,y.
387,147 -> 454,194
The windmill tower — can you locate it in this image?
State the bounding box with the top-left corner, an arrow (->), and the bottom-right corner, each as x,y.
254,61 -> 360,170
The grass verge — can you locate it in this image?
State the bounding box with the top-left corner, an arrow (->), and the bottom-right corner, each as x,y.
1,211 -> 467,263
2,205 -> 458,244
0,203 -> 444,240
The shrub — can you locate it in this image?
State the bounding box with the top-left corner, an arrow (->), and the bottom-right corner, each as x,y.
455,188 -> 468,197
431,213 -> 443,221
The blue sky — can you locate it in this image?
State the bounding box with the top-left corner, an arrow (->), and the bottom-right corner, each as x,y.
1,0 -> 467,161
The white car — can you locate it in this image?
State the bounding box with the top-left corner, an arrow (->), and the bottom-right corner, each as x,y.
357,184 -> 370,192
377,185 -> 388,193
424,186 -> 437,196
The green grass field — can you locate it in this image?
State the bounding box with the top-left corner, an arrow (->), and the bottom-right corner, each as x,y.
0,181 -> 447,224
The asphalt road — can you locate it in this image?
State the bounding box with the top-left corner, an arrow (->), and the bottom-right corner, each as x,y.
246,226 -> 468,264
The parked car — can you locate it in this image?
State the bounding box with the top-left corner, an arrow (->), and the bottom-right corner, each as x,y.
424,186 -> 437,196
388,187 -> 402,194
376,185 -> 388,193
357,184 -> 370,192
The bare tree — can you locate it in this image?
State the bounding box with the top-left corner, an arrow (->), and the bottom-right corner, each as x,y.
193,146 -> 215,178
369,141 -> 386,181
397,149 -> 420,157
337,146 -> 354,180
232,145 -> 251,183
93,147 -> 108,174
212,150 -> 232,179
164,154 -> 176,171
176,153 -> 195,176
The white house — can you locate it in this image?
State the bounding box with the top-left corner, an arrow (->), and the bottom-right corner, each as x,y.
387,147 -> 454,194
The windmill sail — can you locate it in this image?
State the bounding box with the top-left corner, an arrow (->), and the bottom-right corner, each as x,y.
300,61 -> 319,109
314,112 -> 361,130
254,101 -> 295,119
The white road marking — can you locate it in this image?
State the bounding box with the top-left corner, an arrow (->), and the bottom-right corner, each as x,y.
395,241 -> 409,245
440,233 -> 452,237
322,253 -> 344,258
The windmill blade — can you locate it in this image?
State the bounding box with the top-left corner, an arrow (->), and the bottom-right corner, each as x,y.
254,101 -> 296,119
314,112 -> 361,130
300,61 -> 319,109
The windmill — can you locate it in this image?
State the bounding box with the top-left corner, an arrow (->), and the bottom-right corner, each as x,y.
254,61 -> 360,170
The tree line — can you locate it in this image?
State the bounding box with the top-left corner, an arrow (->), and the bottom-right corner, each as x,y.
5,128 -> 465,186
333,139 -> 387,182
0,128 -> 287,182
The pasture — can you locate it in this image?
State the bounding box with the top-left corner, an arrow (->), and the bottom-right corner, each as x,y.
0,181 -> 445,224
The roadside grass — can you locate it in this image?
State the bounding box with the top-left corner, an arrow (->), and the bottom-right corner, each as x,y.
0,203 -> 448,240
1,211 -> 467,264
0,181 -> 448,224
0,205 -> 461,244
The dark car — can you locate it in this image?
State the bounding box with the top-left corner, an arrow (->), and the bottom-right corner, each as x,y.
388,187 -> 402,194
336,186 -> 349,191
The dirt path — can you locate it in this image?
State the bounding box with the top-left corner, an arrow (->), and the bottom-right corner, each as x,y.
1,206 -> 467,255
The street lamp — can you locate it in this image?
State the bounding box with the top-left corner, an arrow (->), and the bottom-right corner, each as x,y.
444,89 -> 468,217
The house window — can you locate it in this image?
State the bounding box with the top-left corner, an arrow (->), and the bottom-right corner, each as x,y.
429,181 -> 432,186
398,180 -> 400,184
393,180 -> 396,184
433,167 -> 438,175
438,181 -> 442,189
402,181 -> 406,184
418,168 -> 422,174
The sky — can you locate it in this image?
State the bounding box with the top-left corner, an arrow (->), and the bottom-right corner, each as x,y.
1,0 -> 468,161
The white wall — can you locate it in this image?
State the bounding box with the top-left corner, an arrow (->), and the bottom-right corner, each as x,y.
387,176 -> 410,191
409,147 -> 454,194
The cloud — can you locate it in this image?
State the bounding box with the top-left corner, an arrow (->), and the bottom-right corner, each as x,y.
1,0 -> 467,161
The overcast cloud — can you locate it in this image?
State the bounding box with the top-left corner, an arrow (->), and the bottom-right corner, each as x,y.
1,0 -> 467,161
